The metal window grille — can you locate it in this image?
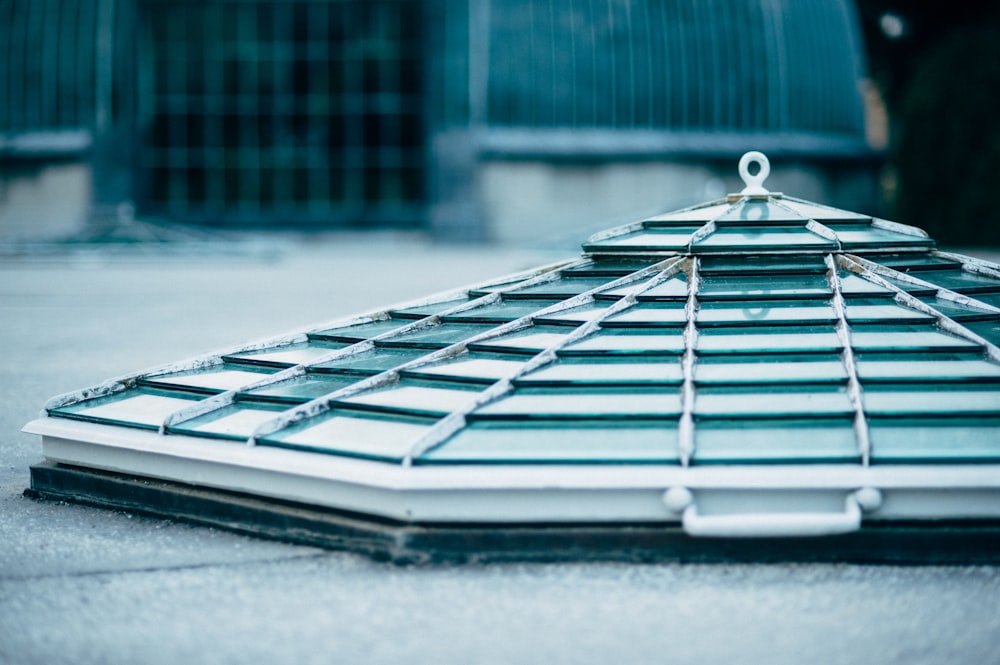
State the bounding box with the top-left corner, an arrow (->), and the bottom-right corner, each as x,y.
139,0 -> 425,227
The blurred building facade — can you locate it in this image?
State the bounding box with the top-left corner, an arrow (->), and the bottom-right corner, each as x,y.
0,0 -> 877,244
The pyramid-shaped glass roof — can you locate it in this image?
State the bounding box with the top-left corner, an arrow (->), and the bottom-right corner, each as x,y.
25,153 -> 1000,555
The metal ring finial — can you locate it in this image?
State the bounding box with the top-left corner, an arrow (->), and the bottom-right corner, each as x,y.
739,151 -> 771,195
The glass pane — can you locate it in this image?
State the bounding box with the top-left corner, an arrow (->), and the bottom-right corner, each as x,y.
560,332 -> 686,356
533,303 -> 611,326
869,417 -> 1000,463
389,297 -> 469,319
923,269 -> 1000,294
646,202 -> 732,222
259,411 -> 434,461
844,303 -> 934,324
420,422 -> 679,464
697,331 -> 842,354
694,388 -> 854,417
603,305 -> 688,327
865,253 -> 957,270
857,359 -> 1000,383
378,323 -> 499,348
698,301 -> 836,326
916,297 -> 999,322
602,276 -> 688,301
516,360 -> 684,386
833,224 -> 933,250
714,200 -> 807,223
694,419 -> 859,464
337,383 -> 483,416
496,277 -> 610,299
779,198 -> 869,221
692,226 -> 835,253
851,330 -> 981,352
309,318 -> 409,342
698,275 -> 830,301
223,342 -> 348,368
403,356 -> 527,383
963,320 -> 1000,346
695,358 -> 847,385
584,228 -> 699,251
140,365 -> 275,393
473,390 -> 682,419
310,347 -> 430,374
168,403 -> 286,440
240,373 -> 361,403
470,330 -> 569,354
864,389 -> 1000,415
49,388 -> 202,430
561,258 -> 661,276
444,300 -> 558,324
699,256 -> 828,275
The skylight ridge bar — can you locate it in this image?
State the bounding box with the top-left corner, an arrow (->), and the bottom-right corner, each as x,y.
839,254 -> 1000,363
825,253 -> 871,466
870,217 -> 931,239
677,257 -> 700,467
931,250 -> 1000,281
401,258 -> 691,464
249,258 -> 687,447
804,219 -> 842,249
844,253 -> 1000,314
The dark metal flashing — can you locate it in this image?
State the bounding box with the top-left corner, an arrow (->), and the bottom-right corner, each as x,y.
28,462 -> 1000,566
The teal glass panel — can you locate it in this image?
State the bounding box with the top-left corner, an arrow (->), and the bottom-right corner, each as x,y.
864,253 -> 957,270
419,421 -> 679,464
467,275 -> 546,297
864,388 -> 1000,416
377,323 -> 499,349
970,292 -> 1000,307
963,320 -> 1000,345
533,303 -> 611,326
692,226 -> 835,253
389,297 -> 470,319
857,359 -> 1000,383
496,277 -> 611,299
583,227 -> 700,252
693,419 -> 859,464
833,224 -> 934,250
851,329 -> 981,352
923,269 -> 1000,294
401,356 -> 527,384
697,330 -> 842,355
139,364 -> 275,394
469,330 -> 570,354
472,389 -> 682,419
695,357 -> 848,385
694,388 -> 854,418
844,302 -> 934,324
778,198 -> 869,221
167,402 -> 287,440
561,258 -> 660,277
869,417 -> 1000,463
600,276 -> 688,301
309,318 -> 408,343
335,382 -> 484,417
838,273 -> 894,296
515,360 -> 684,386
698,274 -> 831,301
602,304 -> 687,328
559,331 -> 686,356
645,201 -> 733,223
443,300 -> 559,324
699,256 -> 828,275
698,301 -> 836,326
257,410 -> 435,462
311,347 -> 429,375
223,341 -> 348,368
916,297 -> 999,322
239,373 -> 361,404
714,200 -> 807,223
48,387 -> 203,430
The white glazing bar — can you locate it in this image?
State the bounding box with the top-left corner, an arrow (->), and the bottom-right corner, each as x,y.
870,217 -> 931,239
804,219 -> 842,246
931,249 -> 1000,280
248,257 -> 687,448
838,254 -> 1000,362
824,253 -> 871,466
677,257 -> 700,467
401,257 -> 691,464
42,258 -> 578,413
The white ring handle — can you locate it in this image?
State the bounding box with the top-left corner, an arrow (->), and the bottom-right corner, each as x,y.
739,151 -> 771,195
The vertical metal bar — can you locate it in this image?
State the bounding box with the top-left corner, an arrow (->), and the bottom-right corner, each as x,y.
824,253 -> 871,466
677,257 -> 699,467
95,0 -> 115,132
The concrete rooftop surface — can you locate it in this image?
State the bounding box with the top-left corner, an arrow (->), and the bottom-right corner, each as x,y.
1,235 -> 999,665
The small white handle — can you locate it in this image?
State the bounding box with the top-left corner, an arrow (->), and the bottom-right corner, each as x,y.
739,151 -> 771,195
681,496 -> 861,537
662,487 -> 880,538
